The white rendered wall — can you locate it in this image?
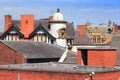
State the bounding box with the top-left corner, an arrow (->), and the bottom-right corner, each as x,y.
53,13 -> 64,21
56,39 -> 67,47
50,23 -> 66,38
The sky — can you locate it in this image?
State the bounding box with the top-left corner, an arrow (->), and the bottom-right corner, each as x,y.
0,0 -> 120,31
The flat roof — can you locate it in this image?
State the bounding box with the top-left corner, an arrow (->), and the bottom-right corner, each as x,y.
0,63 -> 118,74
76,45 -> 116,50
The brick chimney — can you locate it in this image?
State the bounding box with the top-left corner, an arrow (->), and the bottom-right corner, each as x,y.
20,14 -> 34,38
49,16 -> 53,21
4,15 -> 12,32
77,25 -> 86,37
113,24 -> 119,32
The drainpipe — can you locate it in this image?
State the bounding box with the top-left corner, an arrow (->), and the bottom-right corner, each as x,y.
18,73 -> 20,80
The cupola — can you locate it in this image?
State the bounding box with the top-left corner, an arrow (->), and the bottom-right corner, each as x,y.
53,9 -> 64,21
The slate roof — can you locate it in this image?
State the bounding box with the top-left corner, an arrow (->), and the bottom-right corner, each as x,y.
29,24 -> 55,39
34,19 -> 50,29
107,32 -> 120,65
0,40 -> 76,63
73,30 -> 92,45
0,32 -> 4,36
12,20 -> 20,27
117,25 -> 120,30
11,19 -> 74,39
0,63 -> 118,73
91,25 -> 112,36
66,23 -> 75,39
1,40 -> 64,58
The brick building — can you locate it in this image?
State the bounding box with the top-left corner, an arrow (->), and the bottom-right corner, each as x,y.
73,22 -> 120,67
0,9 -> 120,80
0,40 -> 76,65
0,63 -> 119,80
70,23 -> 120,68
77,45 -> 116,66
77,20 -> 119,44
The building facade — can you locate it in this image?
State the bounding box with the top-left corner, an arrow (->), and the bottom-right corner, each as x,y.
0,63 -> 119,80
77,20 -> 118,44
0,9 -> 74,47
0,40 -> 76,65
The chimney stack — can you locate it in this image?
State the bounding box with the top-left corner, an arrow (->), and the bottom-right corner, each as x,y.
77,25 -> 86,37
4,15 -> 12,32
49,16 -> 53,21
20,14 -> 34,38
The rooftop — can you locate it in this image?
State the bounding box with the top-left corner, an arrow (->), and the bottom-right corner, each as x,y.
77,44 -> 116,50
0,40 -> 75,59
0,62 -> 118,74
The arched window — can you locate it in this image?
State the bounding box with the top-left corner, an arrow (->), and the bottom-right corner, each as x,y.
107,28 -> 113,34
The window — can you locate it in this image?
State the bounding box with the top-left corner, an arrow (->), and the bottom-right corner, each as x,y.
58,28 -> 66,38
36,31 -> 45,35
10,31 -> 17,34
97,36 -> 100,43
33,35 -> 46,42
4,35 -> 19,41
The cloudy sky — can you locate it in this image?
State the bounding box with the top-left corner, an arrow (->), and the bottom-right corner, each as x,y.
0,0 -> 120,31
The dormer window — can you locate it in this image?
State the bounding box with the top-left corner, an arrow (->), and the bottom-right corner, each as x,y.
4,30 -> 19,41
36,30 -> 45,35
10,31 -> 17,34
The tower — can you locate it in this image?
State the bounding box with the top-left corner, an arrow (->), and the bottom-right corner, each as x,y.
50,9 -> 67,47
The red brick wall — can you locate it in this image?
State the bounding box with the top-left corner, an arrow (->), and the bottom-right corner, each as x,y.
77,50 -> 82,65
20,15 -> 34,38
0,69 -> 120,80
77,25 -> 86,37
0,42 -> 25,64
15,54 -> 25,64
114,25 -> 119,32
88,50 -> 116,66
4,15 -> 12,32
0,70 -> 86,80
